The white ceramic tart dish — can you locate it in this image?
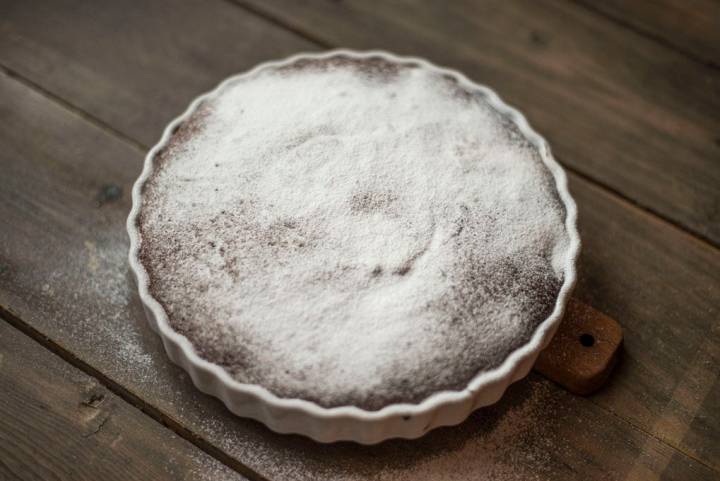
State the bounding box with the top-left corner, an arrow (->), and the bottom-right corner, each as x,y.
127,50 -> 580,444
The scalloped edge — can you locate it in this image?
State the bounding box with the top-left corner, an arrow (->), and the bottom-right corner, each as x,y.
127,50 -> 581,444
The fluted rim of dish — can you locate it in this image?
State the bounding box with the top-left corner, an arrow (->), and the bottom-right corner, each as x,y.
127,49 -> 580,442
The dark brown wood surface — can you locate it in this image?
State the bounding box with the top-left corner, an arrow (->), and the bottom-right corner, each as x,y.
0,0 -> 316,147
574,0 -> 720,67
0,0 -> 718,480
0,320 -> 248,481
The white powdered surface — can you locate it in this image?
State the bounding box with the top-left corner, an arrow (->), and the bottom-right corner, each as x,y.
139,56 -> 570,410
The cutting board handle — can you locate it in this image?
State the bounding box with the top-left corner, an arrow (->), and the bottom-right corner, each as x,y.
534,298 -> 623,395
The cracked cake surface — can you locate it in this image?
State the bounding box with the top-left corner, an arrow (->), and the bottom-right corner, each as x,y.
137,54 -> 571,410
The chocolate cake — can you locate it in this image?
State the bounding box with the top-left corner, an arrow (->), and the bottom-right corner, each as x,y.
136,54 -> 571,411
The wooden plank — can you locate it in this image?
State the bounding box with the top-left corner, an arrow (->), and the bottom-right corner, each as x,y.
0,321 -> 248,481
574,0 -> 720,67
573,176 -> 720,471
1,58 -> 718,481
230,0 -> 720,246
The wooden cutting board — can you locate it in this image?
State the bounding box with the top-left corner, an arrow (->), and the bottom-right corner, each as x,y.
534,298 -> 623,395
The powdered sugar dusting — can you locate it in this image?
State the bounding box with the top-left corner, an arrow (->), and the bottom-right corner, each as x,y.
230,378 -> 575,481
138,55 -> 570,410
73,235 -> 156,384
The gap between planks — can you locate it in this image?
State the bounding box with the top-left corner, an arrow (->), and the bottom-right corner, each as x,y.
568,0 -> 720,71
0,64 -> 146,153
0,306 -> 272,481
230,0 -> 720,73
223,0 -> 333,50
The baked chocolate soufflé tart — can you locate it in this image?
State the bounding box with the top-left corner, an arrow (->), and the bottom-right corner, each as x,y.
129,51 -> 579,440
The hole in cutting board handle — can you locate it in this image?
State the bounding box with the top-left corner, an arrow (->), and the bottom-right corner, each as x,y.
579,333 -> 595,347
534,298 -> 623,395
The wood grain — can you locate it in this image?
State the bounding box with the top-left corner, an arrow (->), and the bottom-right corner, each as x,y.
0,320 -> 248,481
0,61 -> 718,481
0,0 -> 317,147
574,0 -> 720,67
1,0 -> 719,477
231,0 -> 720,246
573,175 -> 720,471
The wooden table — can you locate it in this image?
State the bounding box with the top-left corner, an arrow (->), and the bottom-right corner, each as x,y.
1,1 -> 718,479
